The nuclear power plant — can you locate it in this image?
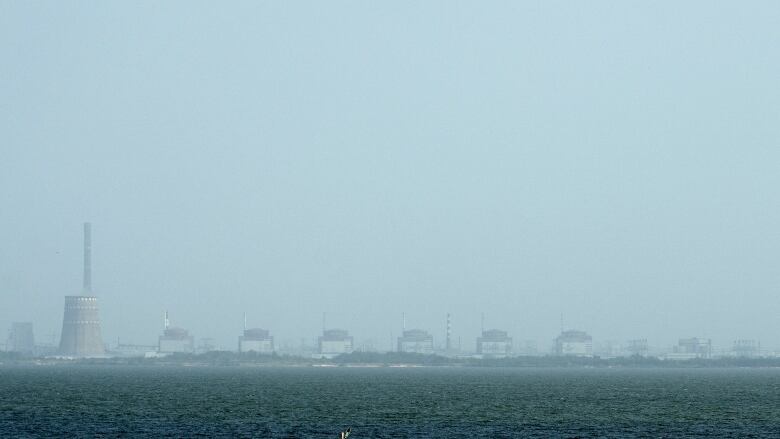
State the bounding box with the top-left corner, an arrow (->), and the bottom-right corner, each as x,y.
58,222 -> 105,357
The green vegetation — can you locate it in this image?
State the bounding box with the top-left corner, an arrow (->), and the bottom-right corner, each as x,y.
3,350 -> 780,368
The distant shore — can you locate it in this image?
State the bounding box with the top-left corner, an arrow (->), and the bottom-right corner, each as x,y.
3,351 -> 780,368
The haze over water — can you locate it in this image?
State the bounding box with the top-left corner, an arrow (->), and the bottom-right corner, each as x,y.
1,2 -> 779,352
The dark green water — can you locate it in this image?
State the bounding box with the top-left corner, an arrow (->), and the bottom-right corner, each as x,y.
1,366 -> 779,438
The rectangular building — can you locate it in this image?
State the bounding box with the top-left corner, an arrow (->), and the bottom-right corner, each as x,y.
158,327 -> 195,354
239,328 -> 274,353
316,329 -> 353,358
732,339 -> 759,358
477,329 -> 512,358
7,322 -> 34,355
554,330 -> 593,357
397,329 -> 434,354
670,337 -> 712,359
626,338 -> 649,357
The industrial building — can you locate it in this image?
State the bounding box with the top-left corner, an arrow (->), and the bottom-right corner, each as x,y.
554,330 -> 593,356
113,343 -> 158,357
58,223 -> 106,357
7,322 -> 34,355
477,329 -> 512,358
666,337 -> 712,360
316,329 -> 353,358
158,312 -> 195,354
732,339 -> 759,358
626,338 -> 649,357
239,328 -> 274,353
397,329 -> 434,354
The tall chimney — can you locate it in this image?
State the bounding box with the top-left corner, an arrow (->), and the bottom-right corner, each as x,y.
59,222 -> 104,356
83,222 -> 92,293
446,313 -> 452,351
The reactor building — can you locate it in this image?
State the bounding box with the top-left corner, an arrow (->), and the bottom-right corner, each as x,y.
732,339 -> 759,358
158,311 -> 195,354
554,330 -> 593,357
239,329 -> 274,353
667,337 -> 712,359
626,338 -> 649,357
58,223 -> 106,357
397,329 -> 434,354
238,313 -> 274,353
316,329 -> 353,358
477,329 -> 512,358
7,322 -> 35,355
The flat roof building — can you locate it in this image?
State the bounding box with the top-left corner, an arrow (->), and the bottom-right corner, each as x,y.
554,330 -> 593,357
158,327 -> 195,354
477,329 -> 512,358
397,329 -> 434,354
7,322 -> 34,355
158,312 -> 194,354
316,329 -> 353,359
665,337 -> 712,360
627,338 -> 649,357
733,339 -> 759,358
239,328 -> 274,354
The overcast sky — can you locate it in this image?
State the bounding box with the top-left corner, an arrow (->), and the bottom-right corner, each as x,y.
1,1 -> 779,352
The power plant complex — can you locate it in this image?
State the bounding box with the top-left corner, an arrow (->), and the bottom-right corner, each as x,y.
3,224 -> 777,361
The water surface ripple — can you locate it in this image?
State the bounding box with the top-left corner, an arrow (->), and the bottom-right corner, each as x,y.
1,366 -> 779,438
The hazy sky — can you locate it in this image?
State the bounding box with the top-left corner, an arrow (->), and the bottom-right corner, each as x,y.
1,1 -> 779,352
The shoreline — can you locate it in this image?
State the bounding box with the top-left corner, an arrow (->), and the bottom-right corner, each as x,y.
3,351 -> 780,369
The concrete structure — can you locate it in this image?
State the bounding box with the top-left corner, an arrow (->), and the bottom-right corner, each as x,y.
397,329 -> 434,354
239,328 -> 274,353
732,339 -> 759,358
554,330 -> 593,356
58,223 -> 105,357
445,313 -> 452,352
158,327 -> 195,353
667,337 -> 712,360
7,322 -> 34,355
113,343 -> 158,357
477,329 -> 512,358
158,312 -> 194,354
197,338 -> 217,353
516,340 -> 538,356
316,329 -> 353,358
627,338 -> 649,357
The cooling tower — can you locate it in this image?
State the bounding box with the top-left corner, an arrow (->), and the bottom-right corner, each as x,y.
59,222 -> 105,356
